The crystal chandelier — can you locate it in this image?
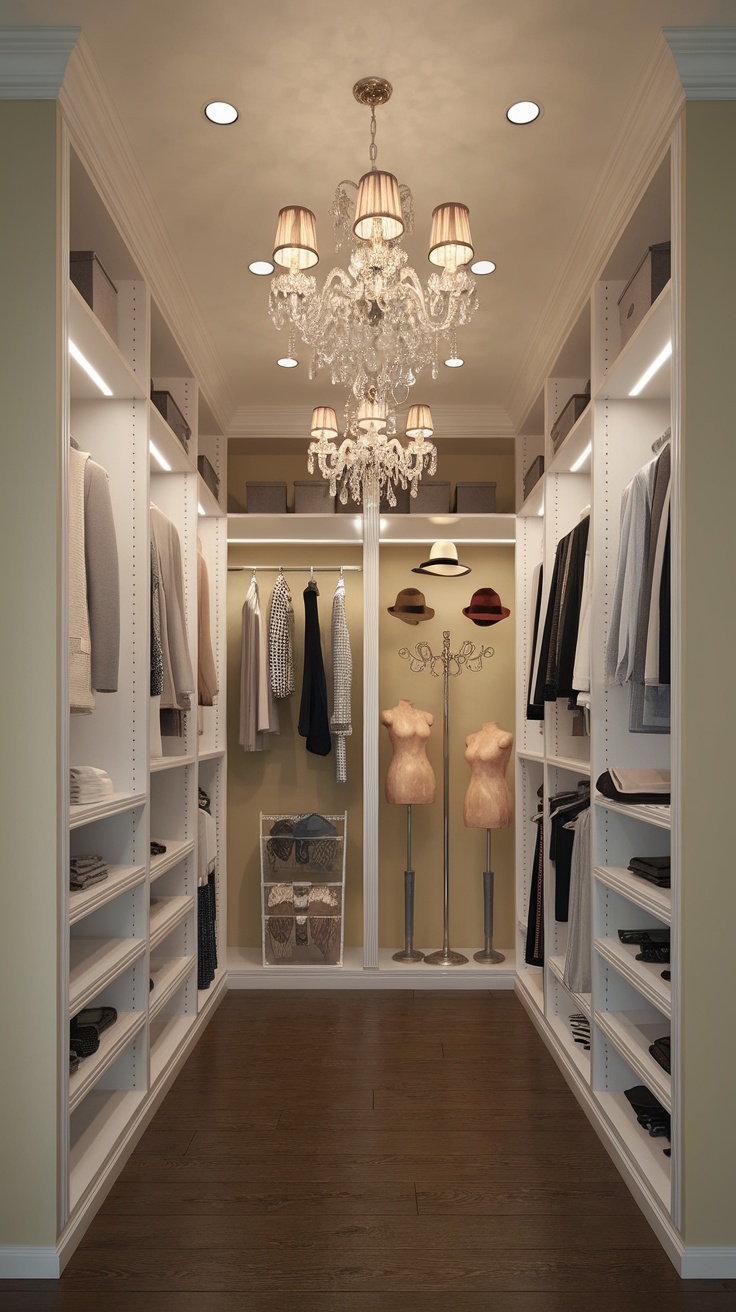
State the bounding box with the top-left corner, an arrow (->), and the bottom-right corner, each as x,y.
269,75 -> 479,403
307,395 -> 437,507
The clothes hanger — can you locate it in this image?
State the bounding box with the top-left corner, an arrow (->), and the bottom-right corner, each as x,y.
307,565 -> 319,594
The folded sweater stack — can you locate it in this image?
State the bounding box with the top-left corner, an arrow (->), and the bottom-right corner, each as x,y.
70,765 -> 113,804
70,855 -> 109,890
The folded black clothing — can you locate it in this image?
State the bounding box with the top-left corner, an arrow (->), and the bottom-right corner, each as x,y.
150,841 -> 167,855
618,928 -> 670,946
629,855 -> 671,872
627,867 -> 670,889
636,943 -> 670,963
624,1084 -> 671,1140
74,1006 -> 117,1036
597,770 -> 671,806
649,1035 -> 671,1074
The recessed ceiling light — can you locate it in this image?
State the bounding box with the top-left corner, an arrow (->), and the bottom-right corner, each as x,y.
506,100 -> 541,125
471,259 -> 496,275
277,356 -> 299,368
249,260 -> 275,276
204,101 -> 239,125
444,357 -> 464,368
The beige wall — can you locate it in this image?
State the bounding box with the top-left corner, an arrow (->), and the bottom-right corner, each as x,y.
226,543 -> 364,948
378,543 -> 516,952
0,101 -> 62,1243
679,103 -> 736,1245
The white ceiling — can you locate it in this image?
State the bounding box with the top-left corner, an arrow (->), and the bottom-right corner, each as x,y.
9,0 -> 736,432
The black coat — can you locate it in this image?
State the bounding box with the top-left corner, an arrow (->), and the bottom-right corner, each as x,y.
298,584 -> 332,756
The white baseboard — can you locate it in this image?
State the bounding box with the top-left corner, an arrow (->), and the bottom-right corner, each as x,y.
0,1247 -> 60,1278
680,1247 -> 736,1279
227,946 -> 516,990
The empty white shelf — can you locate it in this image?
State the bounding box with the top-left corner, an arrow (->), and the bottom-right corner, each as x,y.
594,866 -> 671,924
149,840 -> 194,884
69,937 -> 146,1017
594,937 -> 671,1018
149,895 -> 194,951
149,955 -> 196,1020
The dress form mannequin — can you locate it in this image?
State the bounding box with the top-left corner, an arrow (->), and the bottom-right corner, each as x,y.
381,699 -> 436,805
381,700 -> 435,963
463,721 -> 513,964
463,722 -> 514,829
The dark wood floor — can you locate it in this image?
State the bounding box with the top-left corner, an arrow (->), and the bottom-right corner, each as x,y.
3,990 -> 735,1310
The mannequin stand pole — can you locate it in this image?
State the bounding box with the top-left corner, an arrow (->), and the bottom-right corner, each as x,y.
424,633 -> 468,967
474,829 -> 505,964
393,805 -> 424,963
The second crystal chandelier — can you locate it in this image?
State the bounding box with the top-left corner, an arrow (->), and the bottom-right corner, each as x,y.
269,75 -> 479,406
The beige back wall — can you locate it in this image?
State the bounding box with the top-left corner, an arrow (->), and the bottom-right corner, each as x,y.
378,543 -> 516,953
227,543 -> 364,948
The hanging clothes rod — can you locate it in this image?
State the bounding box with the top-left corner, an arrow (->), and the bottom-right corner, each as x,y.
227,565 -> 362,573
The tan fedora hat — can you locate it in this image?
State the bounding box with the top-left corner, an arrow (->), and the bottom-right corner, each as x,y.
412,540 -> 471,578
387,587 -> 435,624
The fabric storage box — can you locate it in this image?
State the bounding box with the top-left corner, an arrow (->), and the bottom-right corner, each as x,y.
410,479 -> 451,513
70,251 -> 118,343
294,480 -> 335,513
151,389 -> 191,449
551,391 -> 590,452
618,242 -> 671,349
263,915 -> 342,966
456,482 -> 497,513
197,455 -> 220,500
246,482 -> 287,513
523,455 -> 544,501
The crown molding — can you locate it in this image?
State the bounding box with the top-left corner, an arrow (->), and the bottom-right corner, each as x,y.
59,36 -> 235,433
508,32 -> 683,431
227,402 -> 515,441
0,25 -> 79,98
664,26 -> 736,98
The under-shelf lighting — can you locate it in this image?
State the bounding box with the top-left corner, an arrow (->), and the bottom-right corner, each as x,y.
68,340 -> 112,397
570,441 -> 592,473
629,341 -> 672,397
149,441 -> 171,472
198,502 -> 206,516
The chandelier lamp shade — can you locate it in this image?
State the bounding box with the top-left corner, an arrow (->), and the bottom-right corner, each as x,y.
268,75 -> 479,402
405,403 -> 434,438
310,406 -> 339,440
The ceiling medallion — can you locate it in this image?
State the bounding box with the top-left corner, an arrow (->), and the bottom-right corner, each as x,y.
268,77 -> 480,505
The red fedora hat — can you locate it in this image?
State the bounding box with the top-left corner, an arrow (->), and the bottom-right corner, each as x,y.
462,586 -> 510,626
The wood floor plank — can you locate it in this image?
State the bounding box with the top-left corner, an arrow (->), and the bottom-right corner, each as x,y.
12,990 -> 726,1304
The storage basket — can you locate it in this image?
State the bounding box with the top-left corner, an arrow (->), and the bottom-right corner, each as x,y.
151,389 -> 191,449
410,479 -> 451,513
618,242 -> 671,349
294,480 -> 335,513
551,392 -> 590,452
261,812 -> 347,967
70,251 -> 118,343
246,482 -> 287,513
197,455 -> 220,500
456,482 -> 497,513
523,455 -> 544,501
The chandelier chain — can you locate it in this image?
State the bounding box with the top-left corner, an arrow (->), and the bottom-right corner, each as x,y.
369,106 -> 378,167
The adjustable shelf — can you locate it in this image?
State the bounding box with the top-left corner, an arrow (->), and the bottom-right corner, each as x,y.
149,956 -> 196,1020
516,967 -> 544,1015
69,937 -> 146,1017
548,953 -> 591,1020
549,754 -> 591,775
596,283 -> 672,402
69,1010 -> 146,1114
594,866 -> 671,924
149,895 -> 194,951
69,1088 -> 145,1215
149,400 -> 195,475
150,1014 -> 196,1087
69,865 -> 146,925
594,796 -> 671,830
149,839 -> 195,884
597,1090 -> 671,1212
547,404 -> 593,477
595,1010 -> 671,1111
68,283 -> 146,402
594,937 -> 671,1018
197,473 -> 224,518
548,1011 -> 590,1080
69,792 -> 145,830
150,754 -> 196,773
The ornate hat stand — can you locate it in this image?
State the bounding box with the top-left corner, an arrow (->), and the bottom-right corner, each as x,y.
398,630 -> 495,966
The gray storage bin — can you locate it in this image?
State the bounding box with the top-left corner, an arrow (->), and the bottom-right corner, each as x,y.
618,242 -> 671,349
70,251 -> 118,343
151,389 -> 191,450
197,455 -> 220,500
551,392 -> 590,452
294,480 -> 335,514
456,481 -> 497,513
523,455 -> 544,501
247,482 -> 287,513
410,479 -> 451,513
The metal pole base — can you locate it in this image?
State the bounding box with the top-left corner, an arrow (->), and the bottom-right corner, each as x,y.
473,946 -> 505,964
423,948 -> 468,966
393,947 -> 425,963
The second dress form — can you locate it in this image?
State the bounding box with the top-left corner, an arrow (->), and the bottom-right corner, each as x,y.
463,721 -> 513,829
381,699 -> 436,805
